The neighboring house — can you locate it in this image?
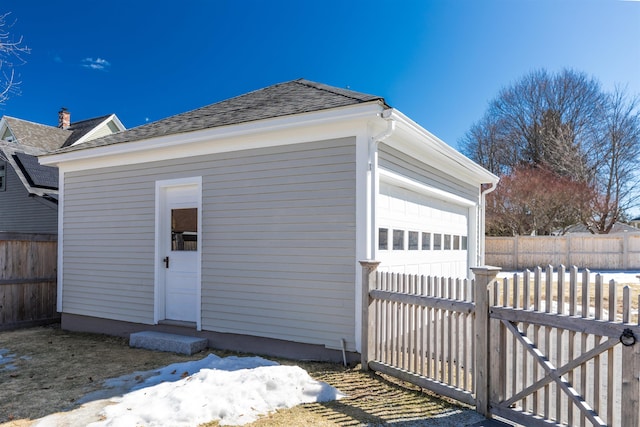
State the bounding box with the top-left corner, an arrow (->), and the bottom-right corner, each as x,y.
630,216 -> 640,229
0,110 -> 125,234
40,79 -> 498,361
563,222 -> 640,234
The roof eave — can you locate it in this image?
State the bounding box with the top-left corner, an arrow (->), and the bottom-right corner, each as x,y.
0,146 -> 57,196
40,101 -> 385,167
386,109 -> 499,185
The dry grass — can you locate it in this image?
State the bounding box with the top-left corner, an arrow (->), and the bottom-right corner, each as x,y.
203,363 -> 478,427
0,325 -> 204,425
0,325 -> 481,427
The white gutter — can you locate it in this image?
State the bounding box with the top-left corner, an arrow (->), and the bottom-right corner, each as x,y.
368,108 -> 396,258
384,109 -> 497,184
478,181 -> 498,265
369,108 -> 395,168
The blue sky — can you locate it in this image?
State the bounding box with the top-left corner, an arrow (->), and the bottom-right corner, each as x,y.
2,0 -> 639,149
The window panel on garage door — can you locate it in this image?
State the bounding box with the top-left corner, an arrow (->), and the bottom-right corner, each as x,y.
377,183 -> 469,278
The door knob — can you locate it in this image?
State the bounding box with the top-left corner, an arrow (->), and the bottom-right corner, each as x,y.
163,256 -> 169,268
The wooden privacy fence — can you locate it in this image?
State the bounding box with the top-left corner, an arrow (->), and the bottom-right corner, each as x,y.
360,262 -> 640,427
0,233 -> 59,330
486,234 -> 640,270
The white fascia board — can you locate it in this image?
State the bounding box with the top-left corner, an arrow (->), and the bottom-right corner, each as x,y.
71,114 -> 127,146
379,168 -> 477,207
387,110 -> 499,185
109,114 -> 126,132
40,103 -> 385,172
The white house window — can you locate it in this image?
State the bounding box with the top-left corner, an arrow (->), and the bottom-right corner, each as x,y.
454,235 -> 460,250
462,236 -> 468,250
408,231 -> 419,250
378,228 -> 388,250
393,230 -> 405,250
0,161 -> 5,191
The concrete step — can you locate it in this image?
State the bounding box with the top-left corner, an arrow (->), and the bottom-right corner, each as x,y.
129,331 -> 208,355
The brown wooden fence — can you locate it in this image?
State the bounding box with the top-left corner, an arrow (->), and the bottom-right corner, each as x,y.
486,234 -> 640,270
360,262 -> 640,427
0,233 -> 59,330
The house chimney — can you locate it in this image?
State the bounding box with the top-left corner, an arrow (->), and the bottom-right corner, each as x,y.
58,108 -> 70,129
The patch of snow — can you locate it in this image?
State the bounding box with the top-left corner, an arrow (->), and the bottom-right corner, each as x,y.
34,354 -> 344,427
0,348 -> 17,371
498,270 -> 640,285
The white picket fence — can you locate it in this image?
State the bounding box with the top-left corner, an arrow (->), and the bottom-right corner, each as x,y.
360,262 -> 640,427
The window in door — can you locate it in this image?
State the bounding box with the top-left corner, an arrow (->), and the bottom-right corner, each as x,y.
393,230 -> 405,250
421,232 -> 431,250
171,208 -> 198,251
433,233 -> 442,250
378,228 -> 389,250
408,231 -> 419,250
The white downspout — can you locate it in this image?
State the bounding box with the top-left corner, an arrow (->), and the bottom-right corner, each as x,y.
479,182 -> 497,266
368,109 -> 396,259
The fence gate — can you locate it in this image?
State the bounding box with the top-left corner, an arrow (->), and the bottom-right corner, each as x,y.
487,266 -> 640,427
361,262 -> 640,427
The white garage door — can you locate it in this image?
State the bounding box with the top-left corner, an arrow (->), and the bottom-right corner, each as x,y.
377,182 -> 470,278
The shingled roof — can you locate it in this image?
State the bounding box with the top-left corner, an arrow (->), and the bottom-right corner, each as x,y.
55,79 -> 386,153
12,151 -> 58,190
3,114 -> 117,153
3,117 -> 70,153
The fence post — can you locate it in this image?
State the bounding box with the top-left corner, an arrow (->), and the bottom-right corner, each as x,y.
623,233 -> 630,270
621,286 -> 639,427
514,235 -> 519,270
621,338 -> 640,427
359,260 -> 380,371
471,266 -> 501,418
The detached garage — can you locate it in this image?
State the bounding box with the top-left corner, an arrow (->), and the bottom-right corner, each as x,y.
40,79 -> 498,361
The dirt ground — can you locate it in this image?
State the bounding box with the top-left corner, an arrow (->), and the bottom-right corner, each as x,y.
0,325 -> 482,426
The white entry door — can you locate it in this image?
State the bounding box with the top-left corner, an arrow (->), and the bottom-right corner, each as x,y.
157,181 -> 201,324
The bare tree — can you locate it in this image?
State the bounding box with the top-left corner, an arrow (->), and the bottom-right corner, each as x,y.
582,87 -> 640,233
0,12 -> 29,104
461,69 -> 604,179
462,69 -> 640,234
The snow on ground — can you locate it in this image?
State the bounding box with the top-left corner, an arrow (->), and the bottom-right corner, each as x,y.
0,349 -> 17,371
34,354 -> 344,427
0,348 -> 30,371
497,269 -> 640,285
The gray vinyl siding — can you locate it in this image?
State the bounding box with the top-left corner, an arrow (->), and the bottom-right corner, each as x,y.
62,168 -> 156,323
0,164 -> 57,234
378,143 -> 479,201
62,137 -> 358,349
203,138 -> 357,349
